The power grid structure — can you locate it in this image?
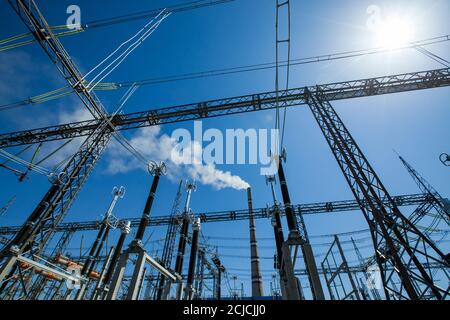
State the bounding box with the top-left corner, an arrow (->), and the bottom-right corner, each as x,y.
0,0 -> 449,301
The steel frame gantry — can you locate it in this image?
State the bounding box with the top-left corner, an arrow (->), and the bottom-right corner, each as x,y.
305,89 -> 449,300
0,193 -> 432,236
1,68 -> 449,148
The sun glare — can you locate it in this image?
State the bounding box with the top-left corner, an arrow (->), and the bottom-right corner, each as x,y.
375,15 -> 414,49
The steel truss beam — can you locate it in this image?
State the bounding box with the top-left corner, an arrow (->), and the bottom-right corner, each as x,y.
305,90 -> 449,300
0,194 -> 429,235
7,0 -> 109,121
321,235 -> 361,300
0,68 -> 449,148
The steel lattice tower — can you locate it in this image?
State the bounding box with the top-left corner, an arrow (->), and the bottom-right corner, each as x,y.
305,89 -> 449,300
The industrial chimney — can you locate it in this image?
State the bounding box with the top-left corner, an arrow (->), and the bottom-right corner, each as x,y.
247,187 -> 264,297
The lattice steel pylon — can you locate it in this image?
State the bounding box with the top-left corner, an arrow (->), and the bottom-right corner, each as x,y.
154,179 -> 184,299
398,154 -> 450,225
305,89 -> 449,300
0,0 -> 167,295
0,125 -> 112,294
0,0 -> 117,288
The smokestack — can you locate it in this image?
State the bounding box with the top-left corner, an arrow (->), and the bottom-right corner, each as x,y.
247,187 -> 264,297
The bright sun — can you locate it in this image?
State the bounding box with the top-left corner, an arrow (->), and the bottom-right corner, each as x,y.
375,15 -> 414,49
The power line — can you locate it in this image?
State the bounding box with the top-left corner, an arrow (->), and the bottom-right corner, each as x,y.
0,0 -> 236,52
116,35 -> 449,88
85,0 -> 236,29
1,35 -> 448,113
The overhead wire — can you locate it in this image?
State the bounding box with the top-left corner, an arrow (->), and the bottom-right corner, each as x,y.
81,10 -> 171,92
1,35 -> 449,113
0,0 -> 235,52
414,46 -> 450,67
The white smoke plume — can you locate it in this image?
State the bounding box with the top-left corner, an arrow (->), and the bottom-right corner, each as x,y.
104,126 -> 250,191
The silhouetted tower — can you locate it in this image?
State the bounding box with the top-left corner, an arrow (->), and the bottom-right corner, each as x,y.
305,89 -> 449,299
398,154 -> 450,224
265,175 -> 300,300
184,218 -> 201,300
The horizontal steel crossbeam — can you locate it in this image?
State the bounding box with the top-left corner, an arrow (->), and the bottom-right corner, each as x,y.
0,68 -> 449,148
0,193 -> 427,235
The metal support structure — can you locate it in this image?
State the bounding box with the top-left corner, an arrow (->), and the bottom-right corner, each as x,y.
184,218 -> 200,300
277,157 -> 325,300
1,0 -> 448,302
75,187 -> 123,300
1,69 -> 449,149
91,246 -> 114,300
194,249 -> 205,299
174,181 -> 196,299
0,196 -> 16,219
106,163 -> 166,300
212,256 -> 225,300
98,220 -> 130,299
134,163 -> 166,244
26,229 -> 74,300
247,188 -> 264,297
0,125 -> 112,294
321,236 -> 361,300
305,89 -> 449,300
0,193 -> 430,235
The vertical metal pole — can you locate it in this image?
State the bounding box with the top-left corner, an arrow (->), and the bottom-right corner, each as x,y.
135,174 -> 161,243
335,235 -> 361,300
105,251 -> 129,300
277,159 -> 325,299
266,175 -> 300,300
277,160 -> 301,242
217,267 -> 222,300
91,246 -> 114,300
174,181 -> 196,299
102,221 -> 130,290
104,221 -> 131,300
126,250 -> 147,300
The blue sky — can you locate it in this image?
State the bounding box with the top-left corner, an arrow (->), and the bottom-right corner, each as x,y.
0,0 -> 449,298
